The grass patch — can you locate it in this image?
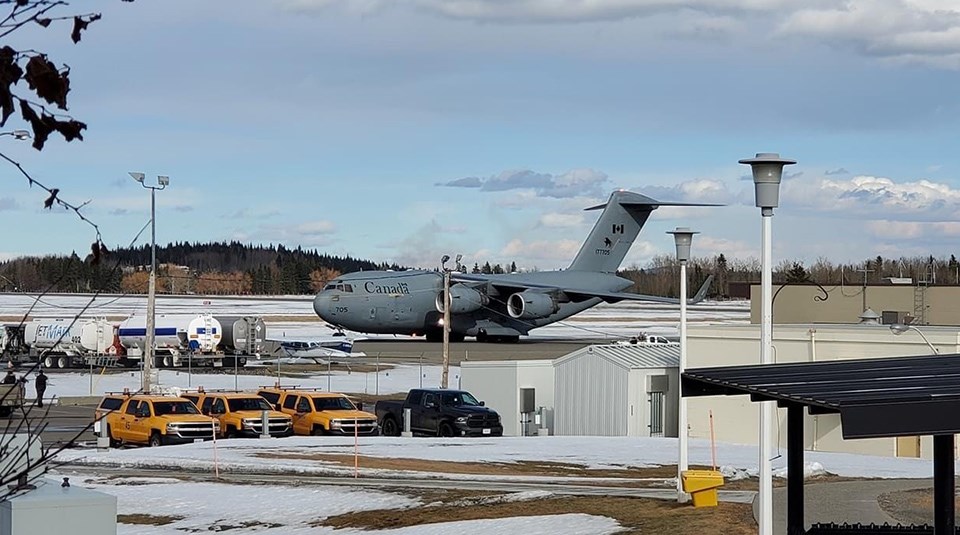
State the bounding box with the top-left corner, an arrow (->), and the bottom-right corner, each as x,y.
117,513 -> 183,526
317,494 -> 756,534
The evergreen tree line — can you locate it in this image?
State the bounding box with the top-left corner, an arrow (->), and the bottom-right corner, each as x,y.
0,242 -> 396,295
621,253 -> 960,299
2,242 -> 960,298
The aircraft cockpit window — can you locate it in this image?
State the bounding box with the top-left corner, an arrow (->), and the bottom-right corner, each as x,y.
323,284 -> 336,291
343,284 -> 353,292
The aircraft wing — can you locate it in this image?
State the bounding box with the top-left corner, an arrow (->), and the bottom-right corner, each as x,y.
451,274 -> 713,305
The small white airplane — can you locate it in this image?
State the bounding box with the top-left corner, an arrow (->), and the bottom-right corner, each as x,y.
264,335 -> 363,364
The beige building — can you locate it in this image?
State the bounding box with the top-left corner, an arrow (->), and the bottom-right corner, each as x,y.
749,283 -> 960,326
686,323 -> 960,459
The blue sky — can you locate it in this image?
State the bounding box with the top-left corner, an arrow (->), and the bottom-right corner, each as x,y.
4,0 -> 960,271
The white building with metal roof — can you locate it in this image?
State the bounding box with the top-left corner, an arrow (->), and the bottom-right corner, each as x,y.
461,343 -> 680,438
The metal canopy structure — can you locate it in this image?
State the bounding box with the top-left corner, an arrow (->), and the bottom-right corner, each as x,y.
682,354 -> 960,535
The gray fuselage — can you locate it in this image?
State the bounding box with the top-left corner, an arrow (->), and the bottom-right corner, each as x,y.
313,269 -> 632,337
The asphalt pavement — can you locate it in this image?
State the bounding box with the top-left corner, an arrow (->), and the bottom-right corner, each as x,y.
757,478 -> 937,534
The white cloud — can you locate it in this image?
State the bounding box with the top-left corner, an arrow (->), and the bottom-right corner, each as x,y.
282,0 -> 960,67
783,175 -> 960,221
440,168 -> 609,199
283,0 -> 806,23
778,1 -> 960,67
295,220 -> 337,236
864,220 -> 960,240
538,212 -> 584,228
500,238 -> 582,269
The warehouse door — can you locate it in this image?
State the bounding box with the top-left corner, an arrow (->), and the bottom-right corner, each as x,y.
648,391 -> 665,437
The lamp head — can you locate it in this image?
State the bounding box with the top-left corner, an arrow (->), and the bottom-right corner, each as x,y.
440,255 -> 450,269
158,175 -> 170,186
129,172 -> 145,183
666,227 -> 698,263
738,153 -> 796,209
889,323 -> 911,336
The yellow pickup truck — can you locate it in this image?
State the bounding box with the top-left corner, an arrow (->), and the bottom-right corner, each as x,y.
184,391 -> 292,438
103,394 -> 219,447
257,388 -> 378,436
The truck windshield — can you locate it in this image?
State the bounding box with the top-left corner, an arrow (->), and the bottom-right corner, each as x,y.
228,397 -> 272,412
439,392 -> 481,407
312,396 -> 356,411
153,401 -> 201,416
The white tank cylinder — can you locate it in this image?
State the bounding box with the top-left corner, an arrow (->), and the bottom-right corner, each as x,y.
25,318 -> 113,355
118,314 -> 189,352
185,314 -> 222,353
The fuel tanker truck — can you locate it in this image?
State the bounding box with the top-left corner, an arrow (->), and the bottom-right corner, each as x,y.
118,313 -> 224,368
216,315 -> 267,367
23,317 -> 123,369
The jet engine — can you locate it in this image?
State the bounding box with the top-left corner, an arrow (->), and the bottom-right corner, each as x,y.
435,284 -> 489,314
506,291 -> 559,319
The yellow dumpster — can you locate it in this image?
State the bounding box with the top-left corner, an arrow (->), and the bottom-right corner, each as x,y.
681,470 -> 725,507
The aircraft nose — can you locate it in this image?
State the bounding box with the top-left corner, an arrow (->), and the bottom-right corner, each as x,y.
313,292 -> 331,319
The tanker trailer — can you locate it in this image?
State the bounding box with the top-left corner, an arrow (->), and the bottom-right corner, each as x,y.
215,315 -> 266,367
118,314 -> 188,368
25,317 -> 115,368
118,314 -> 223,368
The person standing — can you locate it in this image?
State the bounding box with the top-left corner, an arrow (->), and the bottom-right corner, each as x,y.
35,370 -> 47,408
2,370 -> 15,384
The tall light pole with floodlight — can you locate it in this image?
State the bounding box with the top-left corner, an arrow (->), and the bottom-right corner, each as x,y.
668,226 -> 697,503
739,152 -> 795,535
130,172 -> 169,393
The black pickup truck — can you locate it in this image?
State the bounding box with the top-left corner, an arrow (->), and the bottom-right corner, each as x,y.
375,388 -> 503,437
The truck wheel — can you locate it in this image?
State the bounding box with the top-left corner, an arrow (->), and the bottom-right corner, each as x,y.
311,425 -> 326,436
438,422 -> 455,437
43,356 -> 55,368
57,356 -> 68,369
148,431 -> 162,447
225,426 -> 237,439
237,357 -> 247,367
381,417 -> 399,437
106,425 -> 121,448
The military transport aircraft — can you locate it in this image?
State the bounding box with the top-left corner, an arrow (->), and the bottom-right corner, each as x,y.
313,190 -> 716,343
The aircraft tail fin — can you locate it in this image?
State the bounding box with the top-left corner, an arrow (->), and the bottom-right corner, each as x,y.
689,274 -> 714,304
567,190 -> 717,273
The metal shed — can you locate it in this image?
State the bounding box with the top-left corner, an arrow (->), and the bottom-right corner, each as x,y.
554,344 -> 679,437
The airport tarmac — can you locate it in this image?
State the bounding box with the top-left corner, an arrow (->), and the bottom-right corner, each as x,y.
351,337 -> 603,365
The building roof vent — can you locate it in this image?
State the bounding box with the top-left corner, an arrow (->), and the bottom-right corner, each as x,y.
858,308 -> 881,325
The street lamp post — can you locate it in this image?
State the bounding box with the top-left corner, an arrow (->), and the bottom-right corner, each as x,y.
890,323 -> 940,354
740,152 -> 795,535
668,227 -> 698,503
130,172 -> 169,394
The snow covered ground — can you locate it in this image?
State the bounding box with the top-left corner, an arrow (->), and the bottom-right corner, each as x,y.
41,363 -> 947,535
5,295 -> 751,533
0,293 -> 751,342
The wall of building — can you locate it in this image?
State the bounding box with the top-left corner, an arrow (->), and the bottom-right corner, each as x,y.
627,367 -> 678,438
555,355 -> 629,436
460,360 -> 554,437
749,284 -> 960,326
686,323 -> 956,458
